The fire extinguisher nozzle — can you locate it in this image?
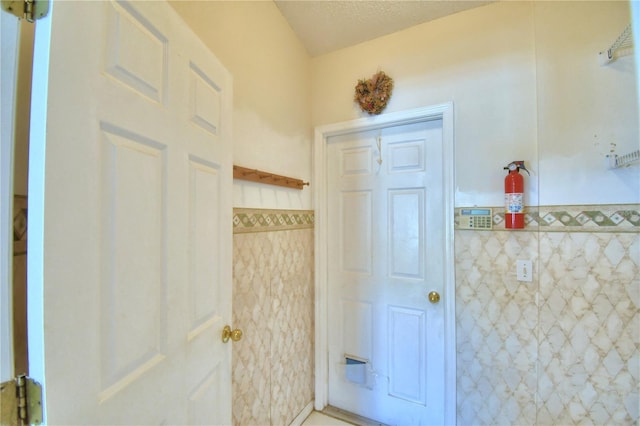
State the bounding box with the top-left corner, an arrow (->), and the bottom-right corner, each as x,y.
517,161 -> 530,175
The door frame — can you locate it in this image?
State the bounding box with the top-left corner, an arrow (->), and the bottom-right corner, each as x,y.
313,103 -> 456,425
0,10 -> 20,382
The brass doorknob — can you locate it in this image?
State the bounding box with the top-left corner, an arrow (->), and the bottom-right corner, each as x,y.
428,291 -> 440,304
222,325 -> 243,343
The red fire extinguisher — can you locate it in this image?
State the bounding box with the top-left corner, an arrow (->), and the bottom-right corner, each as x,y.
504,161 -> 530,229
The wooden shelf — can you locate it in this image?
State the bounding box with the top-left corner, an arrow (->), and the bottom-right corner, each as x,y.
233,165 -> 309,190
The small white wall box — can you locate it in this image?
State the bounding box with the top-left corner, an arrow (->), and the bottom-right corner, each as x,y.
458,208 -> 493,230
517,259 -> 533,282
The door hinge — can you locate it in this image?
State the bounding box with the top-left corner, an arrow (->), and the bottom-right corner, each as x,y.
0,375 -> 43,425
1,0 -> 49,22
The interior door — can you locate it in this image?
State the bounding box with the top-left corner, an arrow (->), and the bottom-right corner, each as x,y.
327,120 -> 446,425
28,1 -> 233,423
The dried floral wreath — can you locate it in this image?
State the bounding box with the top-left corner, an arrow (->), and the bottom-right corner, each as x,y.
354,71 -> 394,115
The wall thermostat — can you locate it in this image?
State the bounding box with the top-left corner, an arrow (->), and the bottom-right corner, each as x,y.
458,208 -> 493,230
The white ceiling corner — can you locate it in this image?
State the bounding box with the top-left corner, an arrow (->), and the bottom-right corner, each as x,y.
274,0 -> 495,56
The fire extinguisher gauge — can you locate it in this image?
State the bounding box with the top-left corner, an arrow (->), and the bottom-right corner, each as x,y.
504,161 -> 530,175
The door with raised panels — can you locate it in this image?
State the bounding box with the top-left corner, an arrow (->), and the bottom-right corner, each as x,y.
327,120 -> 446,425
28,1 -> 233,423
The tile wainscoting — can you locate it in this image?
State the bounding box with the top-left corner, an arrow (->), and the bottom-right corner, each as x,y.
232,208 -> 315,426
230,205 -> 638,425
456,204 -> 639,425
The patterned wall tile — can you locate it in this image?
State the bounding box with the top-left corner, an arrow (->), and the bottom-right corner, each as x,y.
537,232 -> 639,425
232,212 -> 314,426
269,229 -> 314,426
233,232 -> 273,426
455,230 -> 539,426
455,228 -> 639,425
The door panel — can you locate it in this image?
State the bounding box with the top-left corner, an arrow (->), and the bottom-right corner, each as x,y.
342,299 -> 373,362
388,305 -> 426,405
340,191 -> 373,274
29,1 -> 233,423
187,159 -> 221,339
99,123 -> 167,403
105,2 -> 167,103
327,120 -> 445,425
389,189 -> 424,279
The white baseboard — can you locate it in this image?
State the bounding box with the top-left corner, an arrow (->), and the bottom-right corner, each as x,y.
289,400 -> 314,426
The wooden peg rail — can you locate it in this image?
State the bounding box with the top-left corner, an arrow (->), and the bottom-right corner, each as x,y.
233,165 -> 309,190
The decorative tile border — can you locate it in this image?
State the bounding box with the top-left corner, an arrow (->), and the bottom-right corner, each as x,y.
456,204 -> 640,233
233,208 -> 314,234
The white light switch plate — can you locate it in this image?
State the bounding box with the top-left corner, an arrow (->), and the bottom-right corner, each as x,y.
517,260 -> 533,282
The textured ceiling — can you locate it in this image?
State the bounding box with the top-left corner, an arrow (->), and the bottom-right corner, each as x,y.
274,0 -> 494,56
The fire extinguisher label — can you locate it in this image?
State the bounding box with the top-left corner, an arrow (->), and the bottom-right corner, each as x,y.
505,193 -> 524,213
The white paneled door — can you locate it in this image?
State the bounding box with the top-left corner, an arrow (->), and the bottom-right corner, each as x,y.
327,120 -> 446,425
28,1 -> 233,423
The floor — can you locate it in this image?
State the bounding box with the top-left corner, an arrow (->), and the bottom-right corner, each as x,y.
302,407 -> 387,426
302,412 -> 353,426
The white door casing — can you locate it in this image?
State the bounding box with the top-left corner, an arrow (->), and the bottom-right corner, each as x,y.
28,1 -> 233,423
314,104 -> 456,425
0,10 -> 20,383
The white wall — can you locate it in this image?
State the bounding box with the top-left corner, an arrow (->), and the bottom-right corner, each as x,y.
311,1 -> 639,208
170,0 -> 312,210
535,1 -> 638,206
12,22 -> 34,197
172,1 -> 638,209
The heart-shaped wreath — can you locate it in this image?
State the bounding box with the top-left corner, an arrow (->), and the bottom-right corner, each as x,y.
354,71 -> 394,115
